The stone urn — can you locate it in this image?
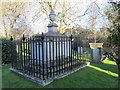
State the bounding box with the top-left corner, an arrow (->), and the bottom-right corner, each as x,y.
89,43 -> 103,63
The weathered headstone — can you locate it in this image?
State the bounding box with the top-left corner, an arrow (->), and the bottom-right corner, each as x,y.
92,48 -> 101,63
89,43 -> 103,63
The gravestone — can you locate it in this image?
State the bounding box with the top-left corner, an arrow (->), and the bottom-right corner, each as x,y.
92,48 -> 101,63
89,43 -> 103,63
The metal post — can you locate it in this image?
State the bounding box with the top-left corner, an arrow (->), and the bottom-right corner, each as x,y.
64,36 -> 66,72
23,35 -> 26,73
58,36 -> 60,74
28,37 -> 30,75
56,36 -> 58,75
49,36 -> 52,77
61,36 -> 63,73
73,37 -> 76,67
20,37 -> 23,71
29,37 -> 32,76
32,36 -> 35,77
70,35 -> 73,70
26,38 -> 28,75
66,36 -> 68,71
38,37 -> 41,79
41,32 -> 45,80
10,36 -> 13,68
69,36 -> 71,70
75,38 -> 79,65
53,36 -> 55,76
46,37 -> 48,79
35,37 -> 38,78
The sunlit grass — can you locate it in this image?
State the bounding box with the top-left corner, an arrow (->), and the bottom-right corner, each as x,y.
89,65 -> 118,77
103,58 -> 116,65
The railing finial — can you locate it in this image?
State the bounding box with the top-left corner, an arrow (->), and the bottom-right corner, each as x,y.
10,36 -> 13,41
23,34 -> 25,40
41,32 -> 44,40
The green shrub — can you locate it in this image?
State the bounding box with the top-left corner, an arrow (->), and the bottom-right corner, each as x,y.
1,37 -> 17,64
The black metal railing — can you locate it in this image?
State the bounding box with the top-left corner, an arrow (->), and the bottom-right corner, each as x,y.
10,34 -> 91,80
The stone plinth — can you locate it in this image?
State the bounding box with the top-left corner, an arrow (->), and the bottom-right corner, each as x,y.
89,43 -> 103,49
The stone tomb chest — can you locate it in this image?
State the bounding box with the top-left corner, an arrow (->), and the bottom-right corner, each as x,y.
31,31 -> 72,65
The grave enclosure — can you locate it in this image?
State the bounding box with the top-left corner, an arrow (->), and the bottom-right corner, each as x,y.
9,11 -> 92,86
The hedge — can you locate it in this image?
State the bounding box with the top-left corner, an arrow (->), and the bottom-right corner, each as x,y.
1,37 -> 17,64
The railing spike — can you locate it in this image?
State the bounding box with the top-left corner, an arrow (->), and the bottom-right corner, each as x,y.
23,34 -> 25,40
10,36 -> 13,41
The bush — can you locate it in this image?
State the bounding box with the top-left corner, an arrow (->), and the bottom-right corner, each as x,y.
1,37 -> 17,64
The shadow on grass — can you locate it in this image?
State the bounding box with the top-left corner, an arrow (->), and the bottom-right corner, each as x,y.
88,60 -> 118,88
90,61 -> 118,74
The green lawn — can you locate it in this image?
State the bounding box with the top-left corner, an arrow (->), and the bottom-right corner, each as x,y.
2,59 -> 118,88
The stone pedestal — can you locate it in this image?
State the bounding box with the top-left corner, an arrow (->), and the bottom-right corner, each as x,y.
89,43 -> 103,63
31,10 -> 72,64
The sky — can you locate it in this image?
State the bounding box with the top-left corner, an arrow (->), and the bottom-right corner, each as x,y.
1,0 -> 118,36
26,0 -> 109,34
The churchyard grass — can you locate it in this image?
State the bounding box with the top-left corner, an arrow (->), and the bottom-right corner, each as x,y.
2,58 -> 118,88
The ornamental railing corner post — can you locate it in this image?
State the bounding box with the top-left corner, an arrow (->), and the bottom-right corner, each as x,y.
22,34 -> 26,73
70,34 -> 73,69
10,36 -> 13,68
41,32 -> 45,80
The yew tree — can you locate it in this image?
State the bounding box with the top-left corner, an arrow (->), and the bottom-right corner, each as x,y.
106,1 -> 120,87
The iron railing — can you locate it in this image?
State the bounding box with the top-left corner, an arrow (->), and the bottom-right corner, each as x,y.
10,34 -> 91,80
